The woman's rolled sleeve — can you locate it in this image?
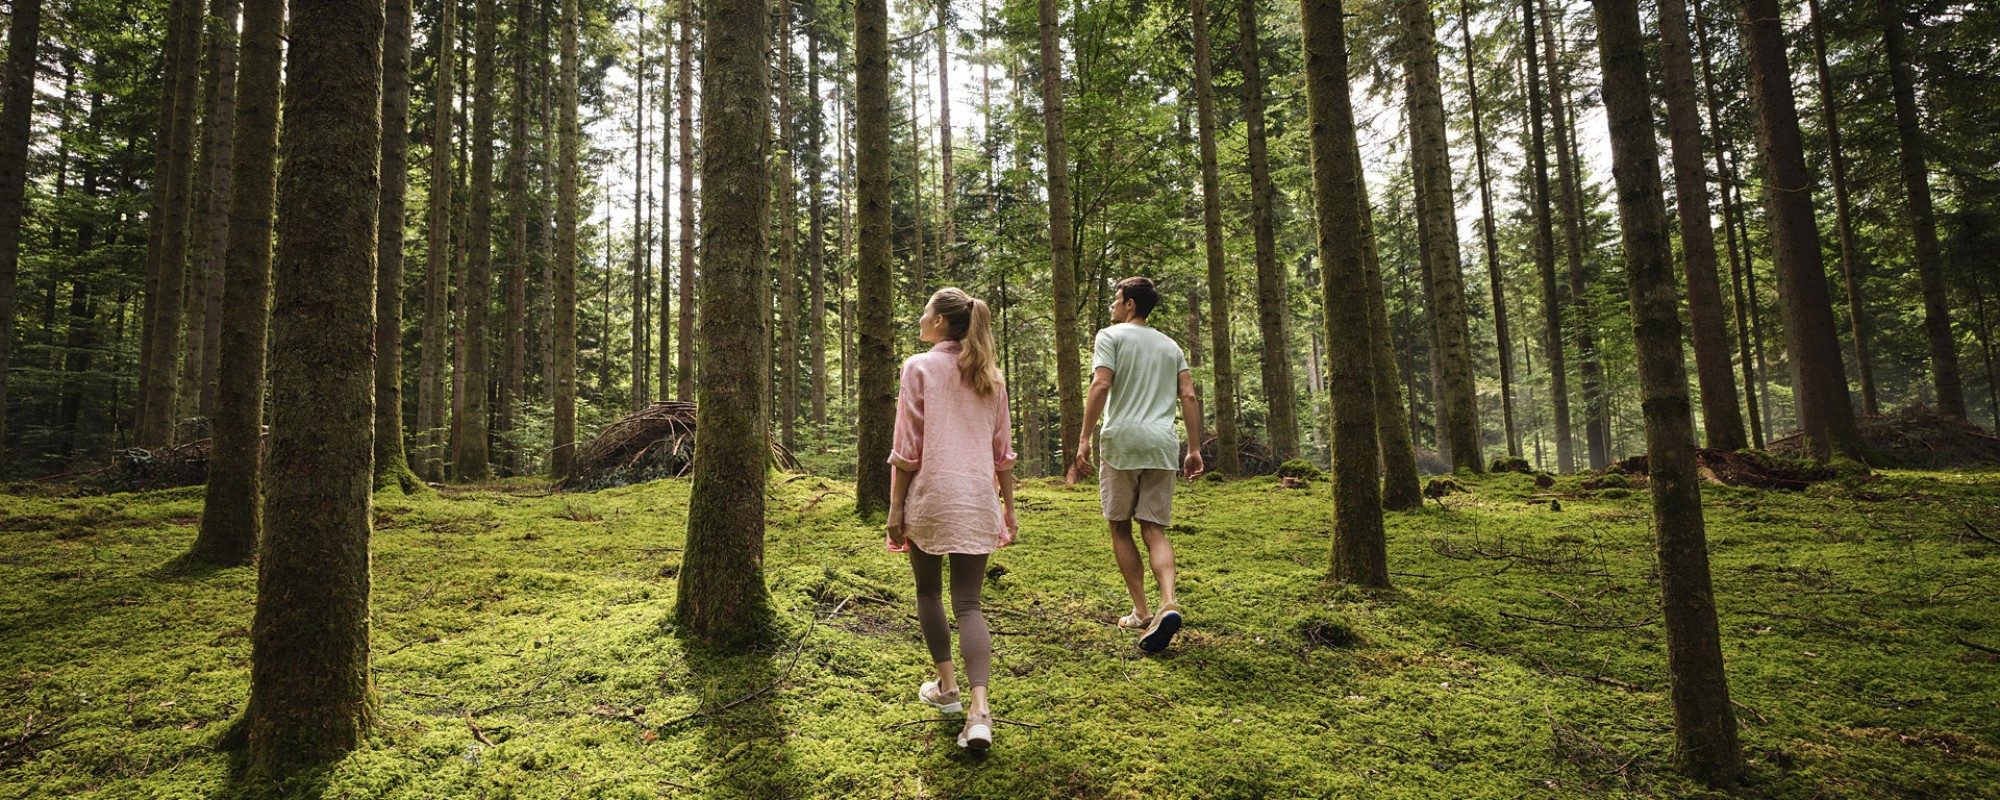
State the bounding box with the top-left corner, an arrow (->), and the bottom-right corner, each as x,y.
991,382 -> 1018,471
888,360 -> 925,470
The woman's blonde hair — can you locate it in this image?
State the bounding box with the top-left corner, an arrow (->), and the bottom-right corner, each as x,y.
929,287 -> 1000,397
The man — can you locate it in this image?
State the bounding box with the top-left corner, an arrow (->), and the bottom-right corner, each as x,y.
1067,276 -> 1205,652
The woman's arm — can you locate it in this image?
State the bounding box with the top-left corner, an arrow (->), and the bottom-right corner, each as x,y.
887,462 -> 916,550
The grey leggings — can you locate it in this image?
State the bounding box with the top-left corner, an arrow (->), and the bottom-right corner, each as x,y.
908,544 -> 991,690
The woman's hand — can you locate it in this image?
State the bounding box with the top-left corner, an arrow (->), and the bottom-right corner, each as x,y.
886,506 -> 908,551
1000,505 -> 1018,546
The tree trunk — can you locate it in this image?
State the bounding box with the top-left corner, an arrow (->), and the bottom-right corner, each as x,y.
1593,0 -> 1742,783
137,0 -> 205,449
778,0 -> 798,453
1362,182 -> 1425,511
1040,0 -> 1083,471
1879,0 -> 1966,419
1459,0 -> 1518,459
808,21 -> 828,443
553,0 -> 579,478
246,0 -> 383,774
908,53 -> 927,313
1521,0 -> 1573,472
1659,0 -> 1746,450
677,0 -> 696,402
632,10 -> 650,412
501,0 -> 532,475
1243,0 -> 1298,463
1538,0 -> 1606,469
658,8 -> 673,412
419,0 -> 457,482
1303,0 -> 1388,587
855,0 -> 895,517
936,0 -> 955,284
1736,0 -> 1864,461
1401,0 -> 1483,473
375,0 -> 423,493
0,0 -> 41,470
1693,0 -> 1763,448
456,0 -> 496,480
190,0 -> 241,421
1804,0 -> 1876,415
1192,0 -> 1240,476
676,0 -> 776,650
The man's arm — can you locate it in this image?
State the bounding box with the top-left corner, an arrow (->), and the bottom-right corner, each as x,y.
1178,369 -> 1205,481
1067,367 -> 1114,483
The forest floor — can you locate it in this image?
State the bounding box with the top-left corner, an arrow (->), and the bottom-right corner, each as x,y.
1,467 -> 1998,799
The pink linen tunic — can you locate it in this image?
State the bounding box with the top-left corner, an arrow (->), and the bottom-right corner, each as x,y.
888,341 -> 1018,555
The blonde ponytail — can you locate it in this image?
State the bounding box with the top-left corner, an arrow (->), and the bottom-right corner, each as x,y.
929,287 -> 1002,397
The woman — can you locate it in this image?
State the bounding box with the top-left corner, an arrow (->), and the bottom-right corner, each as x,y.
887,287 -> 1017,751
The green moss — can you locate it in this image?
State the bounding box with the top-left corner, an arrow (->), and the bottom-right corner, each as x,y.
3,470 -> 1998,797
1274,459 -> 1324,482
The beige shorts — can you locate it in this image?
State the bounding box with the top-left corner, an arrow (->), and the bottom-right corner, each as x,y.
1099,464 -> 1176,526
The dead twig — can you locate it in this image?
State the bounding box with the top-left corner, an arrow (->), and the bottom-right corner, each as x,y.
467,715 -> 496,748
1499,611 -> 1656,631
1956,635 -> 2000,657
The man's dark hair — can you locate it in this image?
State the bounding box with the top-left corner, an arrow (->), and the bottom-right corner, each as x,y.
1114,276 -> 1160,319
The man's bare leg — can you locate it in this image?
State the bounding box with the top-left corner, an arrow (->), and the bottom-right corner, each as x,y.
1138,520 -> 1177,609
1108,519 -> 1152,619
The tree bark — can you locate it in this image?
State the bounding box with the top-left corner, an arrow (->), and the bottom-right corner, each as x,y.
1538,0 -> 1606,469
1659,0 -> 1746,450
1521,0 -> 1573,472
553,0 -> 579,477
676,0 -> 776,650
419,0 -> 457,482
456,0 -> 496,480
677,0 -> 696,402
936,0 -> 955,283
778,0 -> 798,453
1040,0 -> 1083,471
659,7 -> 673,412
808,20 -> 828,443
1243,0 -> 1298,463
502,0 -> 532,474
376,0 -> 424,493
1192,0 -> 1240,476
1879,0 -> 1966,419
137,0 -> 206,449
1362,182 -> 1424,511
1303,0 -> 1388,587
190,0 -> 279,566
247,0 -> 383,774
632,10 -> 650,411
1736,0 -> 1864,461
1459,0 -> 1517,459
0,0 -> 42,470
1804,0 -> 1875,416
1693,0 -> 1763,448
1593,0 -> 1742,783
855,0 -> 895,516
189,0 -> 242,421
1400,0 -> 1483,473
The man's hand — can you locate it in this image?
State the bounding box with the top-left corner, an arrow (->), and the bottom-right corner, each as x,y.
1183,450 -> 1206,483
1065,439 -> 1094,485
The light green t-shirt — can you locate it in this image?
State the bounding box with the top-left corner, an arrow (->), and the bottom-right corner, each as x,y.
1091,322 -> 1190,471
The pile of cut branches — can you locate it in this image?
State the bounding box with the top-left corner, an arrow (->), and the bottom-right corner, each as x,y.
1768,404 -> 2000,469
36,436 -> 267,494
1604,449 -> 1833,491
1188,436 -> 1279,476
563,401 -> 799,491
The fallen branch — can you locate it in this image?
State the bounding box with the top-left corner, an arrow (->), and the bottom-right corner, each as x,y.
467,716 -> 496,748
1956,635 -> 2000,657
1733,609 -> 1849,630
1960,522 -> 2000,546
1499,611 -> 1656,630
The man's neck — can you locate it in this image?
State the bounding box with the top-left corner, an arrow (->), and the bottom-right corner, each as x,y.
1123,317 -> 1150,328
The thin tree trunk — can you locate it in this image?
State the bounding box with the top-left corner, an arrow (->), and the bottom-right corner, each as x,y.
1539,0 -> 1605,469
855,0 -> 895,517
1594,0 -> 1742,783
677,0 -> 696,402
908,53 -> 927,311
677,0 -> 776,650
1303,0 -> 1388,587
1040,0 -> 1083,473
808,19 -> 827,442
137,0 -> 206,449
1879,0 -> 1966,419
1402,0 -> 1483,472
936,0 -> 955,284
553,0 -> 579,477
1192,0 -> 1239,476
1363,182 -> 1425,511
1660,0 -> 1747,450
456,0 -> 496,480
419,0 -> 458,482
502,0 -> 532,474
1459,0 -> 1518,458
1243,0 -> 1298,462
1805,0 -> 1876,415
0,0 -> 42,469
778,0 -> 798,453
1521,0 -> 1573,472
1693,0 -> 1763,448
632,10 -> 650,411
192,0 -> 241,420
659,7 -> 673,410
376,0 -> 423,492
247,0 -> 383,774
1736,0 -> 1864,461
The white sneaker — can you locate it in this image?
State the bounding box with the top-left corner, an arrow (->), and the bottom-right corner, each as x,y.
957,711 -> 993,750
919,681 -> 962,714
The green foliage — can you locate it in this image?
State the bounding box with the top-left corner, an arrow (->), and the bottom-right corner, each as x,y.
6,471 -> 1997,796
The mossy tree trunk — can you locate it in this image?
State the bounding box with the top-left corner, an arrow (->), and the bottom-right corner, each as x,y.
1192,0 -> 1239,477
855,0 -> 894,517
187,0 -> 241,421
0,0 -> 41,471
419,0 -> 457,483
676,0 -> 775,651
1735,0 -> 1864,461
1040,0 -> 1082,470
456,0 -> 496,481
778,0 -> 799,454
677,0 -> 697,402
376,0 -> 424,494
1243,0 -> 1297,464
1361,182 -> 1424,512
502,0 -> 533,475
1593,0 -> 1742,783
247,0 -> 383,774
1521,0 -> 1573,473
189,0 -> 282,567
1879,0 -> 1966,420
808,20 -> 828,442
1303,0 -> 1388,587
554,0 -> 579,478
1400,0 -> 1482,473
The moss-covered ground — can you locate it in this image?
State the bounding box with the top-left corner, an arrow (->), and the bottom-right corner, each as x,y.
2,469 -> 1997,798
